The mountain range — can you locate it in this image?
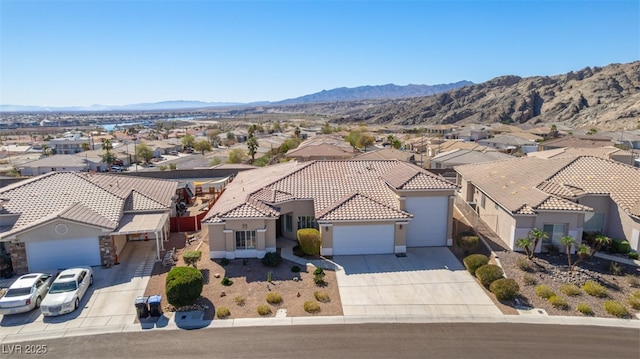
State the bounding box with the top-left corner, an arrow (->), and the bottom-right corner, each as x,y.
236,61 -> 638,131
0,82 -> 472,113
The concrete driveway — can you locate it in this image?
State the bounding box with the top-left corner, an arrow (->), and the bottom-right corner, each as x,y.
0,240 -> 155,335
334,247 -> 502,317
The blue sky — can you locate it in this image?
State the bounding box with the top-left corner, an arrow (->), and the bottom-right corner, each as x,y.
1,0 -> 638,107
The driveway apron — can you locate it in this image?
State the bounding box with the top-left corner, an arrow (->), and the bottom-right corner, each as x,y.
334,247 -> 502,317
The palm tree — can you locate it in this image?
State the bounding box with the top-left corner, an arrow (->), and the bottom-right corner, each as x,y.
529,228 -> 549,259
516,238 -> 534,259
591,234 -> 612,258
101,139 -> 116,171
559,236 -> 575,270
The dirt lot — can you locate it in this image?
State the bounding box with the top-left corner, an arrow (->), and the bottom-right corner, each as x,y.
143,232 -> 343,320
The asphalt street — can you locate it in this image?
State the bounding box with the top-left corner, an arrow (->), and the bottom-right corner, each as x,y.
5,322 -> 639,359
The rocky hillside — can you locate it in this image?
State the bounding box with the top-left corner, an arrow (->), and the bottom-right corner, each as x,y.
247,61 -> 639,131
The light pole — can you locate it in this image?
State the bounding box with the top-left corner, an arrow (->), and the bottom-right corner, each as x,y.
132,136 -> 138,173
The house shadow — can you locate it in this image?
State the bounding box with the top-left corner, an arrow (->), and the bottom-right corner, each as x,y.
0,306 -> 42,327
175,298 -> 213,329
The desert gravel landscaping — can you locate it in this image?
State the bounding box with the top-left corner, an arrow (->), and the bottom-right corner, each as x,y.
143,233 -> 342,320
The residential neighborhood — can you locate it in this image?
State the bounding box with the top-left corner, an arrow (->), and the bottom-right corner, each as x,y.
0,118 -> 638,346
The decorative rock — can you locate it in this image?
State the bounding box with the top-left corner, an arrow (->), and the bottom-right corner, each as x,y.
293,277 -> 299,282
214,273 -> 221,278
220,292 -> 226,297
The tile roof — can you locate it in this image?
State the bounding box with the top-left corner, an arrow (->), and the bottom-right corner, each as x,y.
432,149 -> 513,166
19,154 -> 88,168
317,193 -> 412,221
0,172 -> 177,238
204,160 -> 456,223
285,143 -> 355,158
354,148 -> 414,162
528,147 -> 633,160
456,156 -> 640,218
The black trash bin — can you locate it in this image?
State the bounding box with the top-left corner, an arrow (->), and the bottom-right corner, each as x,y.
135,296 -> 149,318
148,295 -> 162,317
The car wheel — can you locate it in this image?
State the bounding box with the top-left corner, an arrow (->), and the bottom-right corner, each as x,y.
74,298 -> 80,310
89,275 -> 94,286
35,296 -> 41,308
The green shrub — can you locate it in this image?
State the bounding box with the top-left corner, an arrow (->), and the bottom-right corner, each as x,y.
314,291 -> 330,303
216,306 -> 230,319
221,277 -> 233,286
220,258 -> 230,266
560,284 -> 582,296
577,303 -> 593,315
455,232 -> 479,254
182,250 -> 202,268
522,273 -> 537,286
261,252 -> 282,267
549,295 -> 569,310
304,301 -> 321,314
515,257 -> 533,272
313,267 -> 324,275
314,271 -> 326,286
266,292 -> 283,305
613,239 -> 632,254
257,304 -> 272,316
291,265 -> 301,273
583,281 -> 608,298
489,278 -> 520,301
628,251 -> 639,260
475,264 -> 504,286
165,266 -> 203,308
608,262 -> 624,276
603,300 -> 629,318
535,285 -> 555,299
626,275 -> 640,288
463,254 -> 489,274
234,296 -> 246,306
297,228 -> 321,255
628,291 -> 640,310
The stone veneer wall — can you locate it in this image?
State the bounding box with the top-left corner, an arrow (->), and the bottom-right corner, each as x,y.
99,235 -> 115,268
9,242 -> 28,275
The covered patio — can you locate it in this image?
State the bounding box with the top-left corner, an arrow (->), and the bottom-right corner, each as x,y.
112,212 -> 170,261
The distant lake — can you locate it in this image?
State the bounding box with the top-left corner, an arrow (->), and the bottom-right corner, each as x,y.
101,116 -> 206,131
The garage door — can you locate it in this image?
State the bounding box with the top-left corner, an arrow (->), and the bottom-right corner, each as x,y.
26,237 -> 101,272
405,196 -> 448,247
333,224 -> 394,255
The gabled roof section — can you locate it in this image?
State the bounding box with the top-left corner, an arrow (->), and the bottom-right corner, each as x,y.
316,192 -> 412,221
382,162 -> 457,190
124,191 -> 168,212
0,172 -> 177,238
205,160 -> 457,223
457,155 -> 640,218
58,202 -> 118,229
536,196 -> 593,212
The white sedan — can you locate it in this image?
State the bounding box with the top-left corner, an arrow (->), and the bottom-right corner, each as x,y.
40,267 -> 93,317
0,273 -> 54,315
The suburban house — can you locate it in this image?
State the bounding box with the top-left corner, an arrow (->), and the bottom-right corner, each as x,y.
0,172 -> 178,273
285,135 -> 356,161
478,134 -> 540,153
528,147 -> 636,167
430,149 -> 513,169
48,132 -> 92,154
354,147 -> 415,164
18,155 -> 90,176
538,135 -> 618,151
203,160 -> 458,259
455,156 -> 640,253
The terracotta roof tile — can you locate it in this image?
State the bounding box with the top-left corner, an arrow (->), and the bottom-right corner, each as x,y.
317,193 -> 412,221
205,160 -> 456,223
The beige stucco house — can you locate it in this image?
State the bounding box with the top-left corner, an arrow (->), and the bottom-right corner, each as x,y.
0,172 -> 178,274
203,160 -> 458,259
455,156 -> 640,253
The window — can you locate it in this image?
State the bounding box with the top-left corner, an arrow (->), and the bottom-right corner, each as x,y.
297,216 -> 316,230
284,214 -> 292,232
235,230 -> 256,250
543,224 -> 567,244
584,213 -> 605,232
480,194 -> 486,209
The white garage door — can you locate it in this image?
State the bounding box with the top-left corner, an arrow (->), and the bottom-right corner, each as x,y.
406,196 -> 448,247
333,224 -> 394,255
26,237 -> 101,272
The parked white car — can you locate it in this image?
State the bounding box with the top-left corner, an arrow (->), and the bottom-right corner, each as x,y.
0,273 -> 54,315
40,267 -> 93,317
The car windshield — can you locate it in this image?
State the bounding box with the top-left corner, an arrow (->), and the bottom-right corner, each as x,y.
48,281 -> 77,294
4,288 -> 31,297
